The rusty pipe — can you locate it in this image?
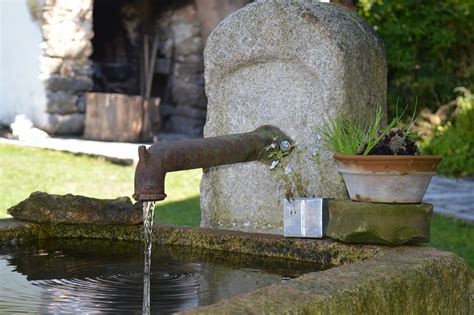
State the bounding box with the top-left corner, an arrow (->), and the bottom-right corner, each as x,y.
133,125 -> 292,201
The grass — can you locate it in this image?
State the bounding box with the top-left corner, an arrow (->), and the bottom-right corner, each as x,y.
319,106 -> 398,155
0,143 -> 201,225
0,143 -> 473,268
429,214 -> 474,268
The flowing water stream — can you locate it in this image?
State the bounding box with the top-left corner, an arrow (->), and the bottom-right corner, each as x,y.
142,201 -> 156,314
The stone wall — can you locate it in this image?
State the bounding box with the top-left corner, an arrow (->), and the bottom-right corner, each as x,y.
195,0 -> 253,41
156,2 -> 207,137
37,0 -> 249,138
40,0 -> 94,135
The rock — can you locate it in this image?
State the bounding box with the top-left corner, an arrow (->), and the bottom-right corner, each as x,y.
46,75 -> 93,93
174,61 -> 204,77
40,56 -> 63,76
201,0 -> 386,234
10,115 -> 50,141
327,200 -> 433,245
46,91 -> 80,114
44,38 -> 93,59
160,104 -> 207,120
40,57 -> 92,77
7,192 -> 143,225
45,113 -> 85,135
175,37 -> 204,56
175,53 -> 204,65
77,94 -> 86,112
171,77 -> 206,107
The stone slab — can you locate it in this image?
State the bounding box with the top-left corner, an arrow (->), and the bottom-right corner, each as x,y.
327,200 -> 433,245
200,0 -> 386,234
7,192 -> 142,225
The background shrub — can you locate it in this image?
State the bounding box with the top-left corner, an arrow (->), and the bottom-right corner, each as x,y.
356,0 -> 474,116
418,88 -> 474,177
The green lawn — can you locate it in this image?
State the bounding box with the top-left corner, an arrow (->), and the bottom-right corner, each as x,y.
0,143 -> 201,225
1,143 -> 473,268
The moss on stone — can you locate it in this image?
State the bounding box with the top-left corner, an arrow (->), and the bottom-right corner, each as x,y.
188,247 -> 472,314
0,218 -> 470,314
327,200 -> 433,245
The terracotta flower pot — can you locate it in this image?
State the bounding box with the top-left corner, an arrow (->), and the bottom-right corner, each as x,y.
334,154 -> 442,203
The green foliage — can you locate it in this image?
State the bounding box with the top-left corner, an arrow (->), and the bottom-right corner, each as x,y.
265,137 -> 295,169
356,0 -> 474,115
421,89 -> 474,177
318,107 -> 399,155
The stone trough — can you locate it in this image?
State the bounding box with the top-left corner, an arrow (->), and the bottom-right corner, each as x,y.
0,219 -> 471,313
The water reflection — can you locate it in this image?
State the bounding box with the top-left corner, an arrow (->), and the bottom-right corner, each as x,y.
0,239 -> 321,313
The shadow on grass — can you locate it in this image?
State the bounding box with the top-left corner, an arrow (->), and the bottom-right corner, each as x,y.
154,196 -> 200,227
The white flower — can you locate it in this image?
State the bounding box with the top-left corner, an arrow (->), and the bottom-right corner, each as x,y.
279,140 -> 291,152
285,164 -> 294,175
270,142 -> 277,149
270,160 -> 279,170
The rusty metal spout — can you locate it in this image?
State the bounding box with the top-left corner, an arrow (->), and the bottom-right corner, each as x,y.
133,125 -> 292,201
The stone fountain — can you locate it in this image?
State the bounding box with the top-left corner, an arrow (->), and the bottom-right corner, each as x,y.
1,1 -> 471,313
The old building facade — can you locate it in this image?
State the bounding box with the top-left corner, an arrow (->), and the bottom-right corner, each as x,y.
38,0 -> 250,139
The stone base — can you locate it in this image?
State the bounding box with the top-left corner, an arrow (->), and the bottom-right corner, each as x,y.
327,200 -> 433,245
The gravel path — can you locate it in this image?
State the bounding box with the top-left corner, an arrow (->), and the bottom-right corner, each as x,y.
424,176 -> 474,224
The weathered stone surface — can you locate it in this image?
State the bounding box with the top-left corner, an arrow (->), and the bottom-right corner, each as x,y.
327,200 -> 433,245
175,37 -> 204,56
201,0 -> 386,234
7,192 -> 142,225
46,91 -> 80,114
171,77 -> 206,107
188,247 -> 471,314
41,0 -> 94,59
40,56 -> 63,76
46,74 -> 93,93
195,0 -> 251,41
0,221 -> 470,314
162,105 -> 207,120
150,1 -> 207,134
45,113 -> 85,134
166,116 -> 205,136
44,39 -> 93,59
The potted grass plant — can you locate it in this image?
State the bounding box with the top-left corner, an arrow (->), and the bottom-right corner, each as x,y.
319,107 -> 442,203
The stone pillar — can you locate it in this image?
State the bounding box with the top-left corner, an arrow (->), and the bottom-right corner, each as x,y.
200,0 -> 386,234
39,0 -> 94,134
